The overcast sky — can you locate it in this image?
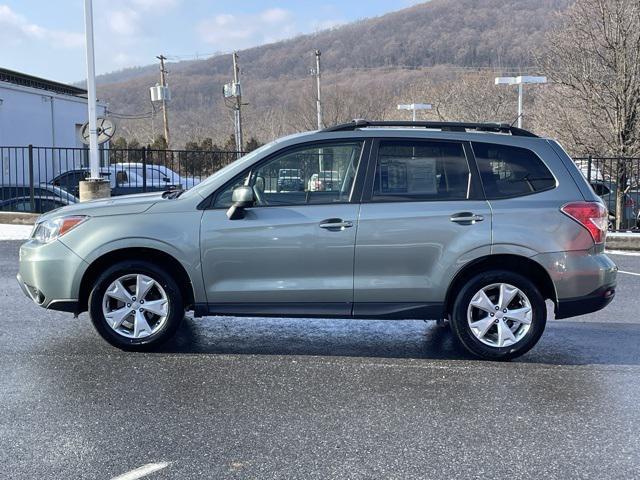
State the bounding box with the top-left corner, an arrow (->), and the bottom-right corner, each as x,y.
0,0 -> 422,84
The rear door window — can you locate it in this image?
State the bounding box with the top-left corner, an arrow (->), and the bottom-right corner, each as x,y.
371,140 -> 472,202
472,142 -> 556,199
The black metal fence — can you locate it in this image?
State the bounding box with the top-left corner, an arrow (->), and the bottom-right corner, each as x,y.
574,157 -> 640,231
1,146 -> 639,230
0,146 -> 241,213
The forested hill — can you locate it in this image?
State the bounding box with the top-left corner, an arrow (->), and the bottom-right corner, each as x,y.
95,0 -> 570,146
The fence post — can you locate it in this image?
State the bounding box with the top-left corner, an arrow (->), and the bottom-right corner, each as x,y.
587,155 -> 592,183
142,146 -> 147,193
28,145 -> 35,213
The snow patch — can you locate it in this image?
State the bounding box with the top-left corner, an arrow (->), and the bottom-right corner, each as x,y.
0,224 -> 32,240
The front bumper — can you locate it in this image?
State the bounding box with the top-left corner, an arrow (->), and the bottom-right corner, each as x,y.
17,239 -> 87,312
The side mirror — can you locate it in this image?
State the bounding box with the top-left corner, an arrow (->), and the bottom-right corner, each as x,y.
227,185 -> 255,220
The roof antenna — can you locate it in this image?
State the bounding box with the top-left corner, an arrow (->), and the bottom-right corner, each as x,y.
509,113 -> 522,128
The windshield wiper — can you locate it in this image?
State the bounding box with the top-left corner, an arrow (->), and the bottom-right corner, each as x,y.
162,189 -> 185,199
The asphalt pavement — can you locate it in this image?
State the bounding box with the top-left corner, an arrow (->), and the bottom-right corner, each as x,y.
1,239 -> 639,479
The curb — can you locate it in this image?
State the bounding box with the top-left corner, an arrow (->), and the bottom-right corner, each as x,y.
606,233 -> 640,251
0,213 -> 39,225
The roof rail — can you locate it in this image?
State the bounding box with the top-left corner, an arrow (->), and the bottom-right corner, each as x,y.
322,120 -> 538,137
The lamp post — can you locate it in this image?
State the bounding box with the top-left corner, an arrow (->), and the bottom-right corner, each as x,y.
494,76 -> 547,129
79,0 -> 110,201
397,103 -> 432,122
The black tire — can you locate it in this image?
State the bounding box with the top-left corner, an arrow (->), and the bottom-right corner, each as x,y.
88,260 -> 184,350
450,270 -> 547,360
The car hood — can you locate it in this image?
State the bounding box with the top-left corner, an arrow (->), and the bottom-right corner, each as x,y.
37,191 -> 165,222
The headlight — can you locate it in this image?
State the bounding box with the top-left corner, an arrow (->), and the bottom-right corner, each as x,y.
32,215 -> 88,244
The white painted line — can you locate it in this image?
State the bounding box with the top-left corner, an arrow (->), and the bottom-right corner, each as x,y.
606,249 -> 640,257
619,270 -> 640,277
110,462 -> 170,480
0,224 -> 32,240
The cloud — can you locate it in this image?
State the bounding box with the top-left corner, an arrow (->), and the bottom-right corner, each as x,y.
107,8 -> 140,36
106,0 -> 180,36
260,8 -> 293,24
0,4 -> 83,48
131,0 -> 180,9
197,8 -> 298,50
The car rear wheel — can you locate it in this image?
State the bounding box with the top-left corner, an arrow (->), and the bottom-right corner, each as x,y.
88,260 -> 184,350
450,270 -> 546,360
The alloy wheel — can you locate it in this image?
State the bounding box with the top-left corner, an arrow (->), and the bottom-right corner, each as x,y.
102,274 -> 169,339
466,283 -> 533,348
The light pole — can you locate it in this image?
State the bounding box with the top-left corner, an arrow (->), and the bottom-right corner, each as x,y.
494,76 -> 547,128
397,103 -> 432,121
83,0 -> 99,180
79,0 -> 110,200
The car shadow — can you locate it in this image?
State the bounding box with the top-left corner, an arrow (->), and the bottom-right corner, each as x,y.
158,316 -> 640,366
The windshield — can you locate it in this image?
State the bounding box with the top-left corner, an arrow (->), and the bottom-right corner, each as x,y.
180,141 -> 276,200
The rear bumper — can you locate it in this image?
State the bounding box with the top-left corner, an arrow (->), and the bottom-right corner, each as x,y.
533,250 -> 617,319
556,284 -> 616,319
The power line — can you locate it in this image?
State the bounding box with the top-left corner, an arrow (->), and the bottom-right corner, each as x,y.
106,110 -> 153,119
163,52 -> 220,61
336,65 -> 541,73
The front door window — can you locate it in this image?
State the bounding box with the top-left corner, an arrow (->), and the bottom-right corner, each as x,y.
213,141 -> 364,208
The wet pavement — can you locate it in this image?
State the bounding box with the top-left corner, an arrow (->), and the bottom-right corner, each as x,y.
1,240 -> 639,479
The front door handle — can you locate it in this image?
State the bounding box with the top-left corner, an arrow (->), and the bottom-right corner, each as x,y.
319,218 -> 354,230
450,212 -> 484,224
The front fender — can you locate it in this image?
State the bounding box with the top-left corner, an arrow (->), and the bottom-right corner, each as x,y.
60,211 -> 205,304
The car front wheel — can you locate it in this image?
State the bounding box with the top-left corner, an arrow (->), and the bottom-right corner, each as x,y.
450,270 -> 547,360
88,260 -> 184,350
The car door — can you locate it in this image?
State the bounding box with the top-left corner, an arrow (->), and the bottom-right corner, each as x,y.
200,139 -> 368,316
353,138 -> 491,318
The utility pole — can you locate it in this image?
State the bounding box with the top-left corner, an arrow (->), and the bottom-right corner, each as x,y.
232,52 -> 243,156
314,50 -> 323,130
156,54 -> 170,148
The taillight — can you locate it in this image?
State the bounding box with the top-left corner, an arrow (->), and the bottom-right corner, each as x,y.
561,202 -> 608,244
624,197 -> 635,207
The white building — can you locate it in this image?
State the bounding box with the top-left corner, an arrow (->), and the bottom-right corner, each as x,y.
0,68 -> 110,186
0,67 -> 107,148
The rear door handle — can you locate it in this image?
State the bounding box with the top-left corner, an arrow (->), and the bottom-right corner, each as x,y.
319,218 -> 354,230
450,212 -> 484,224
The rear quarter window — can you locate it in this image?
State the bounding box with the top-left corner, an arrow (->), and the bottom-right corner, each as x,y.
472,142 -> 556,199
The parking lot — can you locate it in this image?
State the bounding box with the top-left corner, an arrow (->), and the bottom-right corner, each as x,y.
1,239 -> 639,479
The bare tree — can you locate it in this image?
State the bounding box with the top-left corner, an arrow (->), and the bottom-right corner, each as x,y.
540,0 -> 640,228
390,72 -> 518,124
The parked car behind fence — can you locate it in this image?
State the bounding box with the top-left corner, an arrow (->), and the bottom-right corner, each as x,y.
576,156 -> 640,230
0,184 -> 77,213
1,146 -> 240,213
589,180 -> 638,229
